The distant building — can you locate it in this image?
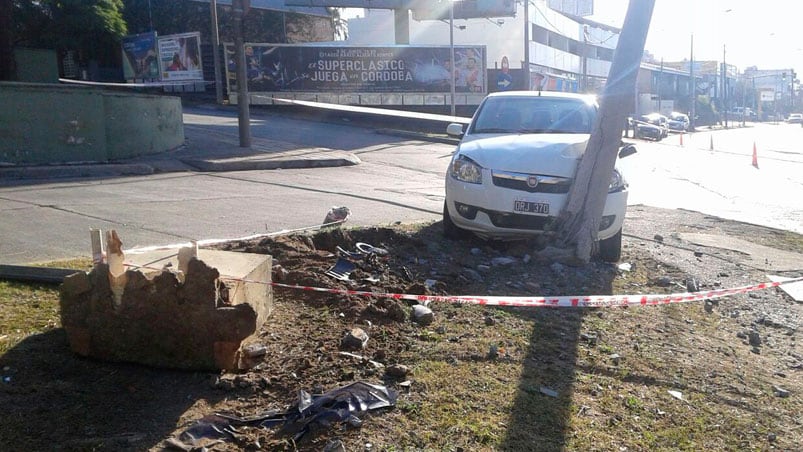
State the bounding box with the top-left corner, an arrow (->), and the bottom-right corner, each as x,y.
346,0 -> 619,95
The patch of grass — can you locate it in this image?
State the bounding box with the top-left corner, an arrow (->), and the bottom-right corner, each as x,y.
0,259 -> 89,354
0,280 -> 61,354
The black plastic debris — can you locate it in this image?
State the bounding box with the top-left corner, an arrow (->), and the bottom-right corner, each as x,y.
171,382 -> 397,446
165,414 -> 240,450
326,242 -> 390,281
325,258 -> 357,281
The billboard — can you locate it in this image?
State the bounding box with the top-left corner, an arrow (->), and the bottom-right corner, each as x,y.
121,32 -> 159,82
158,32 -> 204,81
224,44 -> 486,94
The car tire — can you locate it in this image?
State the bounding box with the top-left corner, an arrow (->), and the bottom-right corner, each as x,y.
598,229 -> 622,262
443,201 -> 468,239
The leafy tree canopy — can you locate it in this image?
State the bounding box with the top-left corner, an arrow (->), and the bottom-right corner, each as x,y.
13,0 -> 126,61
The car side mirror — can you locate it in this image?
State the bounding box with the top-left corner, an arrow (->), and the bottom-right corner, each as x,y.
618,143 -> 637,159
446,123 -> 464,138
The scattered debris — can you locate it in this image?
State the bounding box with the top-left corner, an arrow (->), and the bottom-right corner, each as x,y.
748,331 -> 762,347
540,387 -> 559,398
171,381 -> 397,446
668,390 -> 683,400
654,276 -> 672,287
326,258 -> 357,281
341,328 -> 369,350
411,305 -> 434,325
773,386 -> 790,398
685,277 -> 700,292
385,364 -> 410,378
338,352 -> 384,369
323,206 -> 351,225
617,263 -> 632,272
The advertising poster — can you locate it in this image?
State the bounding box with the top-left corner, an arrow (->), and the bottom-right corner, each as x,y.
158,32 -> 203,81
224,44 -> 486,94
121,32 -> 159,82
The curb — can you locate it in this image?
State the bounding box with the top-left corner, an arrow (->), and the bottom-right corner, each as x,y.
180,153 -> 361,172
0,163 -> 155,181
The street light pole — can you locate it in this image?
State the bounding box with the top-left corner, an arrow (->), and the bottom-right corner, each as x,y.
524,0 -> 530,90
658,57 -> 663,113
689,34 -> 695,131
723,44 -> 728,128
232,0 -> 251,148
449,2 -> 456,116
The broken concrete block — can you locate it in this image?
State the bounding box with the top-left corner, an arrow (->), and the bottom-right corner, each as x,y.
60,249 -> 273,370
61,271 -> 92,296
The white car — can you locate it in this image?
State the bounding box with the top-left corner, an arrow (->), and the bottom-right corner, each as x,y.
443,91 -> 634,262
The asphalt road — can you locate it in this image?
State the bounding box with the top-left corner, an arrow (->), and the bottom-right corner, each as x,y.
0,106 -> 453,264
1,106 -> 801,265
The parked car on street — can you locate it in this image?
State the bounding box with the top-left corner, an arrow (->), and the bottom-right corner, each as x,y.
667,112 -> 689,131
443,91 -> 636,262
786,113 -> 803,123
639,113 -> 669,138
631,114 -> 665,141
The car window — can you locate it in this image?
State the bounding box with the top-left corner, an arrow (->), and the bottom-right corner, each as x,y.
470,97 -> 596,134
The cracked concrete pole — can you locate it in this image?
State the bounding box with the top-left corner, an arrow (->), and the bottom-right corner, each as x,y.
105,230 -> 127,308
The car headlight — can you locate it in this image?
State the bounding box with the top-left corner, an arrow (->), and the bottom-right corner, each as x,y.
451,155 -> 483,184
609,168 -> 627,193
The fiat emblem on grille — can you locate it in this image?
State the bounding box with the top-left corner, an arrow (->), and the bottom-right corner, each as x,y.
526,175 -> 539,188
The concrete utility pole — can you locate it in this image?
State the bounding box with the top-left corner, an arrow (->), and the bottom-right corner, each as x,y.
232,0 -> 251,148
558,0 -> 655,263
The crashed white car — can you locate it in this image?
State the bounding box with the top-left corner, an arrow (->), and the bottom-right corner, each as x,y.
443,91 -> 634,261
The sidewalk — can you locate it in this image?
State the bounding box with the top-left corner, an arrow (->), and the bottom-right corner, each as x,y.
0,118 -> 362,181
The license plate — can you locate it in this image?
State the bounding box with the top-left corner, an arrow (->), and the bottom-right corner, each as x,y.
513,200 -> 549,214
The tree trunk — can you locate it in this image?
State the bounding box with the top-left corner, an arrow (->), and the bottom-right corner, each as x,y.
558,0 -> 655,263
0,0 -> 14,80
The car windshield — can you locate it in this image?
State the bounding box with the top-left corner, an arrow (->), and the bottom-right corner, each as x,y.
470,96 -> 597,134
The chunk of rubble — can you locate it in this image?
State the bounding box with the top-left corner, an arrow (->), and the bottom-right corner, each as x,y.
60,231 -> 272,370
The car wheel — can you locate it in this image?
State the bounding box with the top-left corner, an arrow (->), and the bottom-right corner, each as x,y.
598,229 -> 622,262
443,201 -> 468,239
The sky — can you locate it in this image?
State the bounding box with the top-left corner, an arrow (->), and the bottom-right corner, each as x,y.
589,0 -> 801,72
344,1 -> 801,74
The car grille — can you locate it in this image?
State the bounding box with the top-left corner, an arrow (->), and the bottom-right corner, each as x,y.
486,210 -> 555,230
491,171 -> 571,194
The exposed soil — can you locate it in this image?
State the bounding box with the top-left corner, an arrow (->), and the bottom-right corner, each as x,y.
1,205 -> 801,451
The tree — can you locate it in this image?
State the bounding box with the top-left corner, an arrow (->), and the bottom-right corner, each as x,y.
0,0 -> 13,80
13,0 -> 127,63
557,0 -> 655,263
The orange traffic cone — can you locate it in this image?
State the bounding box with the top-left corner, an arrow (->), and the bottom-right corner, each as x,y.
752,142 -> 759,168
679,132 -> 684,146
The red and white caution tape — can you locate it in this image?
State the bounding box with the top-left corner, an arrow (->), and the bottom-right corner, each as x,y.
121,260 -> 802,308
222,275 -> 803,309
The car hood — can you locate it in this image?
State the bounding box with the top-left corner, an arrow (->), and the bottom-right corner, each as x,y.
456,133 -> 589,177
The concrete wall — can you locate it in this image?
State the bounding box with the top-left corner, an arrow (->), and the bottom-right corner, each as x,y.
0,83 -> 184,165
13,48 -> 60,83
